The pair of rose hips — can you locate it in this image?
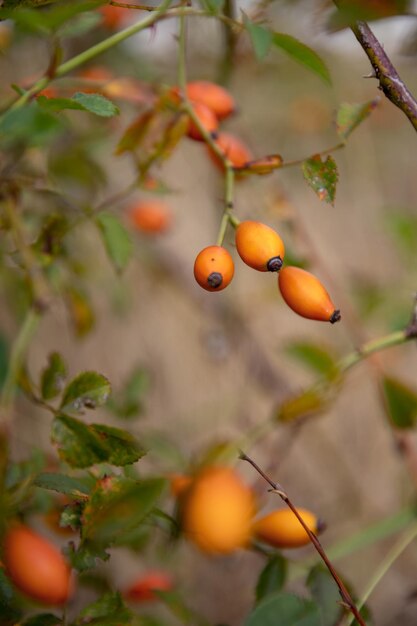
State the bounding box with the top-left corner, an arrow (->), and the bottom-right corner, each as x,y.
171,467 -> 322,554
194,220 -> 341,324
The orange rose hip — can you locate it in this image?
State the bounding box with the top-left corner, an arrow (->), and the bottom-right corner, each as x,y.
3,524 -> 73,605
253,508 -> 322,549
124,571 -> 173,602
181,466 -> 255,554
186,81 -> 235,120
99,5 -> 127,29
128,199 -> 172,234
235,221 -> 285,272
187,102 -> 219,141
208,132 -> 252,171
194,245 -> 234,292
278,266 -> 341,323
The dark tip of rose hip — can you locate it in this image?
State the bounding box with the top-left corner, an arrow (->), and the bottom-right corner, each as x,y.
207,272 -> 223,288
330,310 -> 341,324
267,256 -> 283,272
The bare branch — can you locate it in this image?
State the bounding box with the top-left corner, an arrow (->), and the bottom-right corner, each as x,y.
240,451 -> 367,626
349,19 -> 417,131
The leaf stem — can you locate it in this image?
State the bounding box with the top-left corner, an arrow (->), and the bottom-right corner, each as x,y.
280,142 -> 345,169
338,330 -> 408,373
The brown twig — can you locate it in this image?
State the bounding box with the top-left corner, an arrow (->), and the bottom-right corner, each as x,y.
345,16 -> 417,131
239,451 -> 367,626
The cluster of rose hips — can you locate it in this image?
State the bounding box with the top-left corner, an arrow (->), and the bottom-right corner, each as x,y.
194,221 -> 341,324
167,80 -> 341,324
124,77 -> 340,324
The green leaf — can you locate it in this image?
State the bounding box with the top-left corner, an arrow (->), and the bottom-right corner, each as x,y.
382,376 -> 417,429
302,155 -> 338,205
272,33 -> 331,85
285,341 -> 338,380
89,423 -> 147,466
244,17 -> 273,60
22,615 -> 62,626
95,212 -> 133,274
41,352 -> 67,400
0,7 -> 50,34
0,1 -> 105,33
37,96 -> 86,113
34,472 -> 91,498
51,415 -> 145,468
306,565 -> 342,626
76,592 -> 132,625
65,539 -> 110,572
244,592 -> 321,626
60,371 -> 111,413
51,415 -> 110,468
81,476 -> 166,545
0,102 -> 63,148
38,92 -> 119,118
71,92 -> 119,117
336,99 -> 379,141
255,555 -> 287,602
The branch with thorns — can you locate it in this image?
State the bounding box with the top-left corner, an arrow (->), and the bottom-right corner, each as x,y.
239,450 -> 367,626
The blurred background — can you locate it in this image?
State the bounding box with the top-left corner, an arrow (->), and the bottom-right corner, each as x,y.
1,0 -> 417,624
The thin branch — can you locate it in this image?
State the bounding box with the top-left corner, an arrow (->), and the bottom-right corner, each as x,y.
240,451 -> 367,626
346,17 -> 417,131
